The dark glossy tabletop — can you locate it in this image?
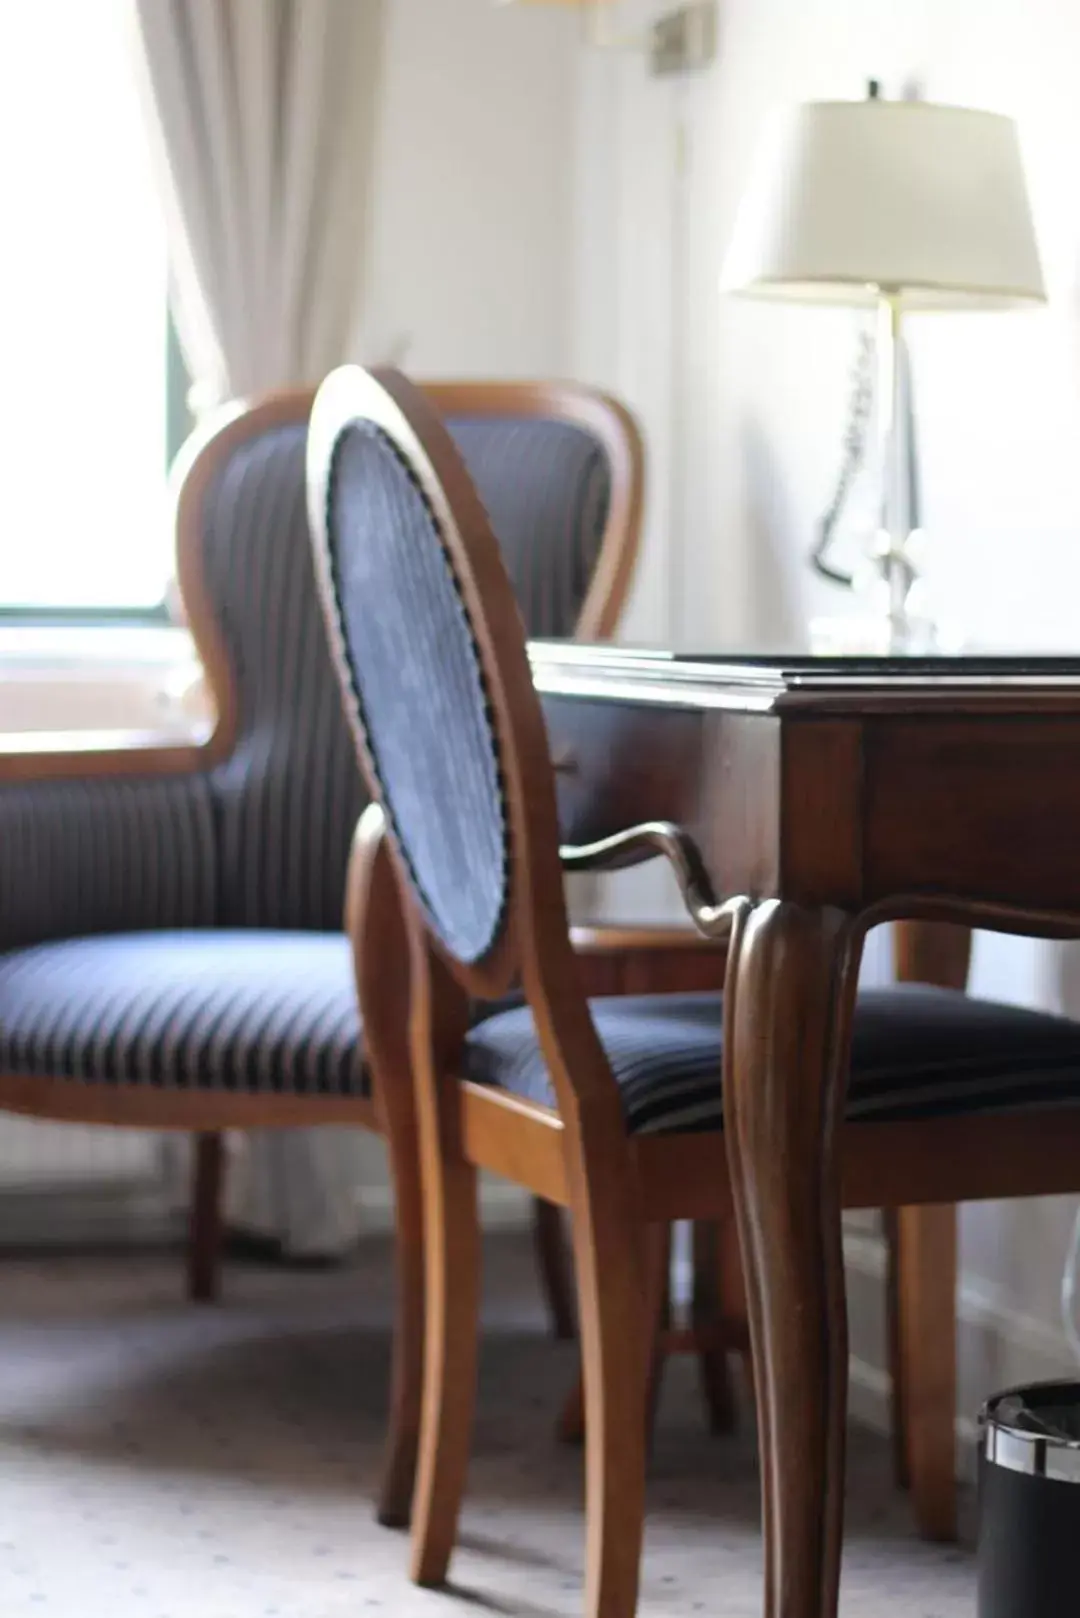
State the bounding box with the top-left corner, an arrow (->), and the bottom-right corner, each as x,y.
528,641 -> 1080,711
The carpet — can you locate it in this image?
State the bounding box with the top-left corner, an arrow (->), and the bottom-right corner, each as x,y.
0,1231 -> 975,1616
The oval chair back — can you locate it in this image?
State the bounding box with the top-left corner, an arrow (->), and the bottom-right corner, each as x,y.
307,365 -> 649,1618
307,366 -> 566,1003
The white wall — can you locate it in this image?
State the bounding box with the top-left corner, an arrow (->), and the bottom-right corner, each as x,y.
572,0 -> 1080,1447
362,0 -> 577,379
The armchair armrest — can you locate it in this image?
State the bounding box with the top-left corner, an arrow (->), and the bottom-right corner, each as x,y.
561,820 -> 742,941
0,725 -> 214,783
0,738 -> 218,950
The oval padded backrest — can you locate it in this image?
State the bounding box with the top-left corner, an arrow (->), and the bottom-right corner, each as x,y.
318,415 -> 510,965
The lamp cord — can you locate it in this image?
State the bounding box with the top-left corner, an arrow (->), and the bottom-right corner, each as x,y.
810,323 -> 875,588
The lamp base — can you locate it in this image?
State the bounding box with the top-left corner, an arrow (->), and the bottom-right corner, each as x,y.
809,611 -> 956,657
810,522 -> 960,656
810,579 -> 960,656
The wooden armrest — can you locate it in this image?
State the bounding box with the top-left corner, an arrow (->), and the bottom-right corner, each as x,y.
562,821 -> 741,941
570,924 -> 724,955
570,924 -> 727,998
0,725 -> 214,783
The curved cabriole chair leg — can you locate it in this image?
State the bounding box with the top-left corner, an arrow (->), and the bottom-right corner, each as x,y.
572,1185 -> 648,1618
409,1156 -> 481,1587
376,1133 -> 426,1528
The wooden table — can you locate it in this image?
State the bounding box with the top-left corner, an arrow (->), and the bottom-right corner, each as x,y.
531,643 -> 1080,1618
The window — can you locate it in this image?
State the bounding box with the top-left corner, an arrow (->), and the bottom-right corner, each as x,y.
0,3 -> 173,616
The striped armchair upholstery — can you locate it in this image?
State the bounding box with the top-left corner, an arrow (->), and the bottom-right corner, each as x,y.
450,418 -> 609,637
0,387 -> 629,1097
200,421 -> 366,931
0,931 -> 363,1095
0,774 -> 217,953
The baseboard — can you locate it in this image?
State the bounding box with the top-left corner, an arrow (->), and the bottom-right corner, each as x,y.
0,1184 -> 181,1249
844,1226 -> 1078,1481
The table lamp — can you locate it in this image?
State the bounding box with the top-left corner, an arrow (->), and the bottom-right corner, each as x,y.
721,86 -> 1046,653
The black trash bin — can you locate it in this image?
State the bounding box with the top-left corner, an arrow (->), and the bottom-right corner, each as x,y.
979,1381 -> 1080,1618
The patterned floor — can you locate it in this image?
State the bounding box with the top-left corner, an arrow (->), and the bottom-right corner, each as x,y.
0,1231 -> 975,1617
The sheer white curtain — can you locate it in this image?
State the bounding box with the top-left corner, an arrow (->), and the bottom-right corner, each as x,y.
131,0 -> 383,406
132,0 -> 385,1256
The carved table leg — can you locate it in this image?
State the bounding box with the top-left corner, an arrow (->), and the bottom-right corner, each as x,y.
724,901 -> 860,1618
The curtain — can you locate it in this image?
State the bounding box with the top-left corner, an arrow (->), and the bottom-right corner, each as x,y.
131,0 -> 384,407
133,0 -> 385,1257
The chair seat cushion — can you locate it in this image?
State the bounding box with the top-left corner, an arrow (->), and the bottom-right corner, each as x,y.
0,932 -> 366,1097
465,984 -> 1080,1136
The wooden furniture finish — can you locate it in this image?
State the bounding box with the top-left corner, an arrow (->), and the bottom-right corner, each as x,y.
0,379 -> 702,1539
530,642 -> 1080,1618
308,367 -> 664,1618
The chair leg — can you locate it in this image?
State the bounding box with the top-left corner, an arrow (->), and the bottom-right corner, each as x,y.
187,1131 -> 226,1303
644,1222 -> 672,1443
558,1219 -> 670,1449
377,1125 -> 426,1529
883,1208 -> 910,1490
571,1183 -> 648,1618
410,1154 -> 480,1587
558,1363 -> 586,1446
532,1196 -> 577,1340
692,1219 -> 737,1434
893,1203 -> 958,1542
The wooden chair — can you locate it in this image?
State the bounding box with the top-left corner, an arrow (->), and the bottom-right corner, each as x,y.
308,364 -> 1080,1618
0,376 -> 704,1531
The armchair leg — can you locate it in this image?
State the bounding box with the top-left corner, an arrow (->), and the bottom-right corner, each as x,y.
892,1203 -> 958,1542
187,1132 -> 226,1303
532,1196 -> 577,1340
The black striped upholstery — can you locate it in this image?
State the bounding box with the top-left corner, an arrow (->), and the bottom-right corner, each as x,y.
201,423 -> 366,930
0,932 -> 364,1095
321,420 -> 509,964
466,985 -> 1080,1136
450,418 -> 609,637
0,402 -> 614,1093
0,776 -> 217,953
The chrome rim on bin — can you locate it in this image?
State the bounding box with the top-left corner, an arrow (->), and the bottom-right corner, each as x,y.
982,1381 -> 1080,1484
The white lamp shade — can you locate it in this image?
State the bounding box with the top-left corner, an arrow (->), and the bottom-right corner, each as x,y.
721,99 -> 1046,310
